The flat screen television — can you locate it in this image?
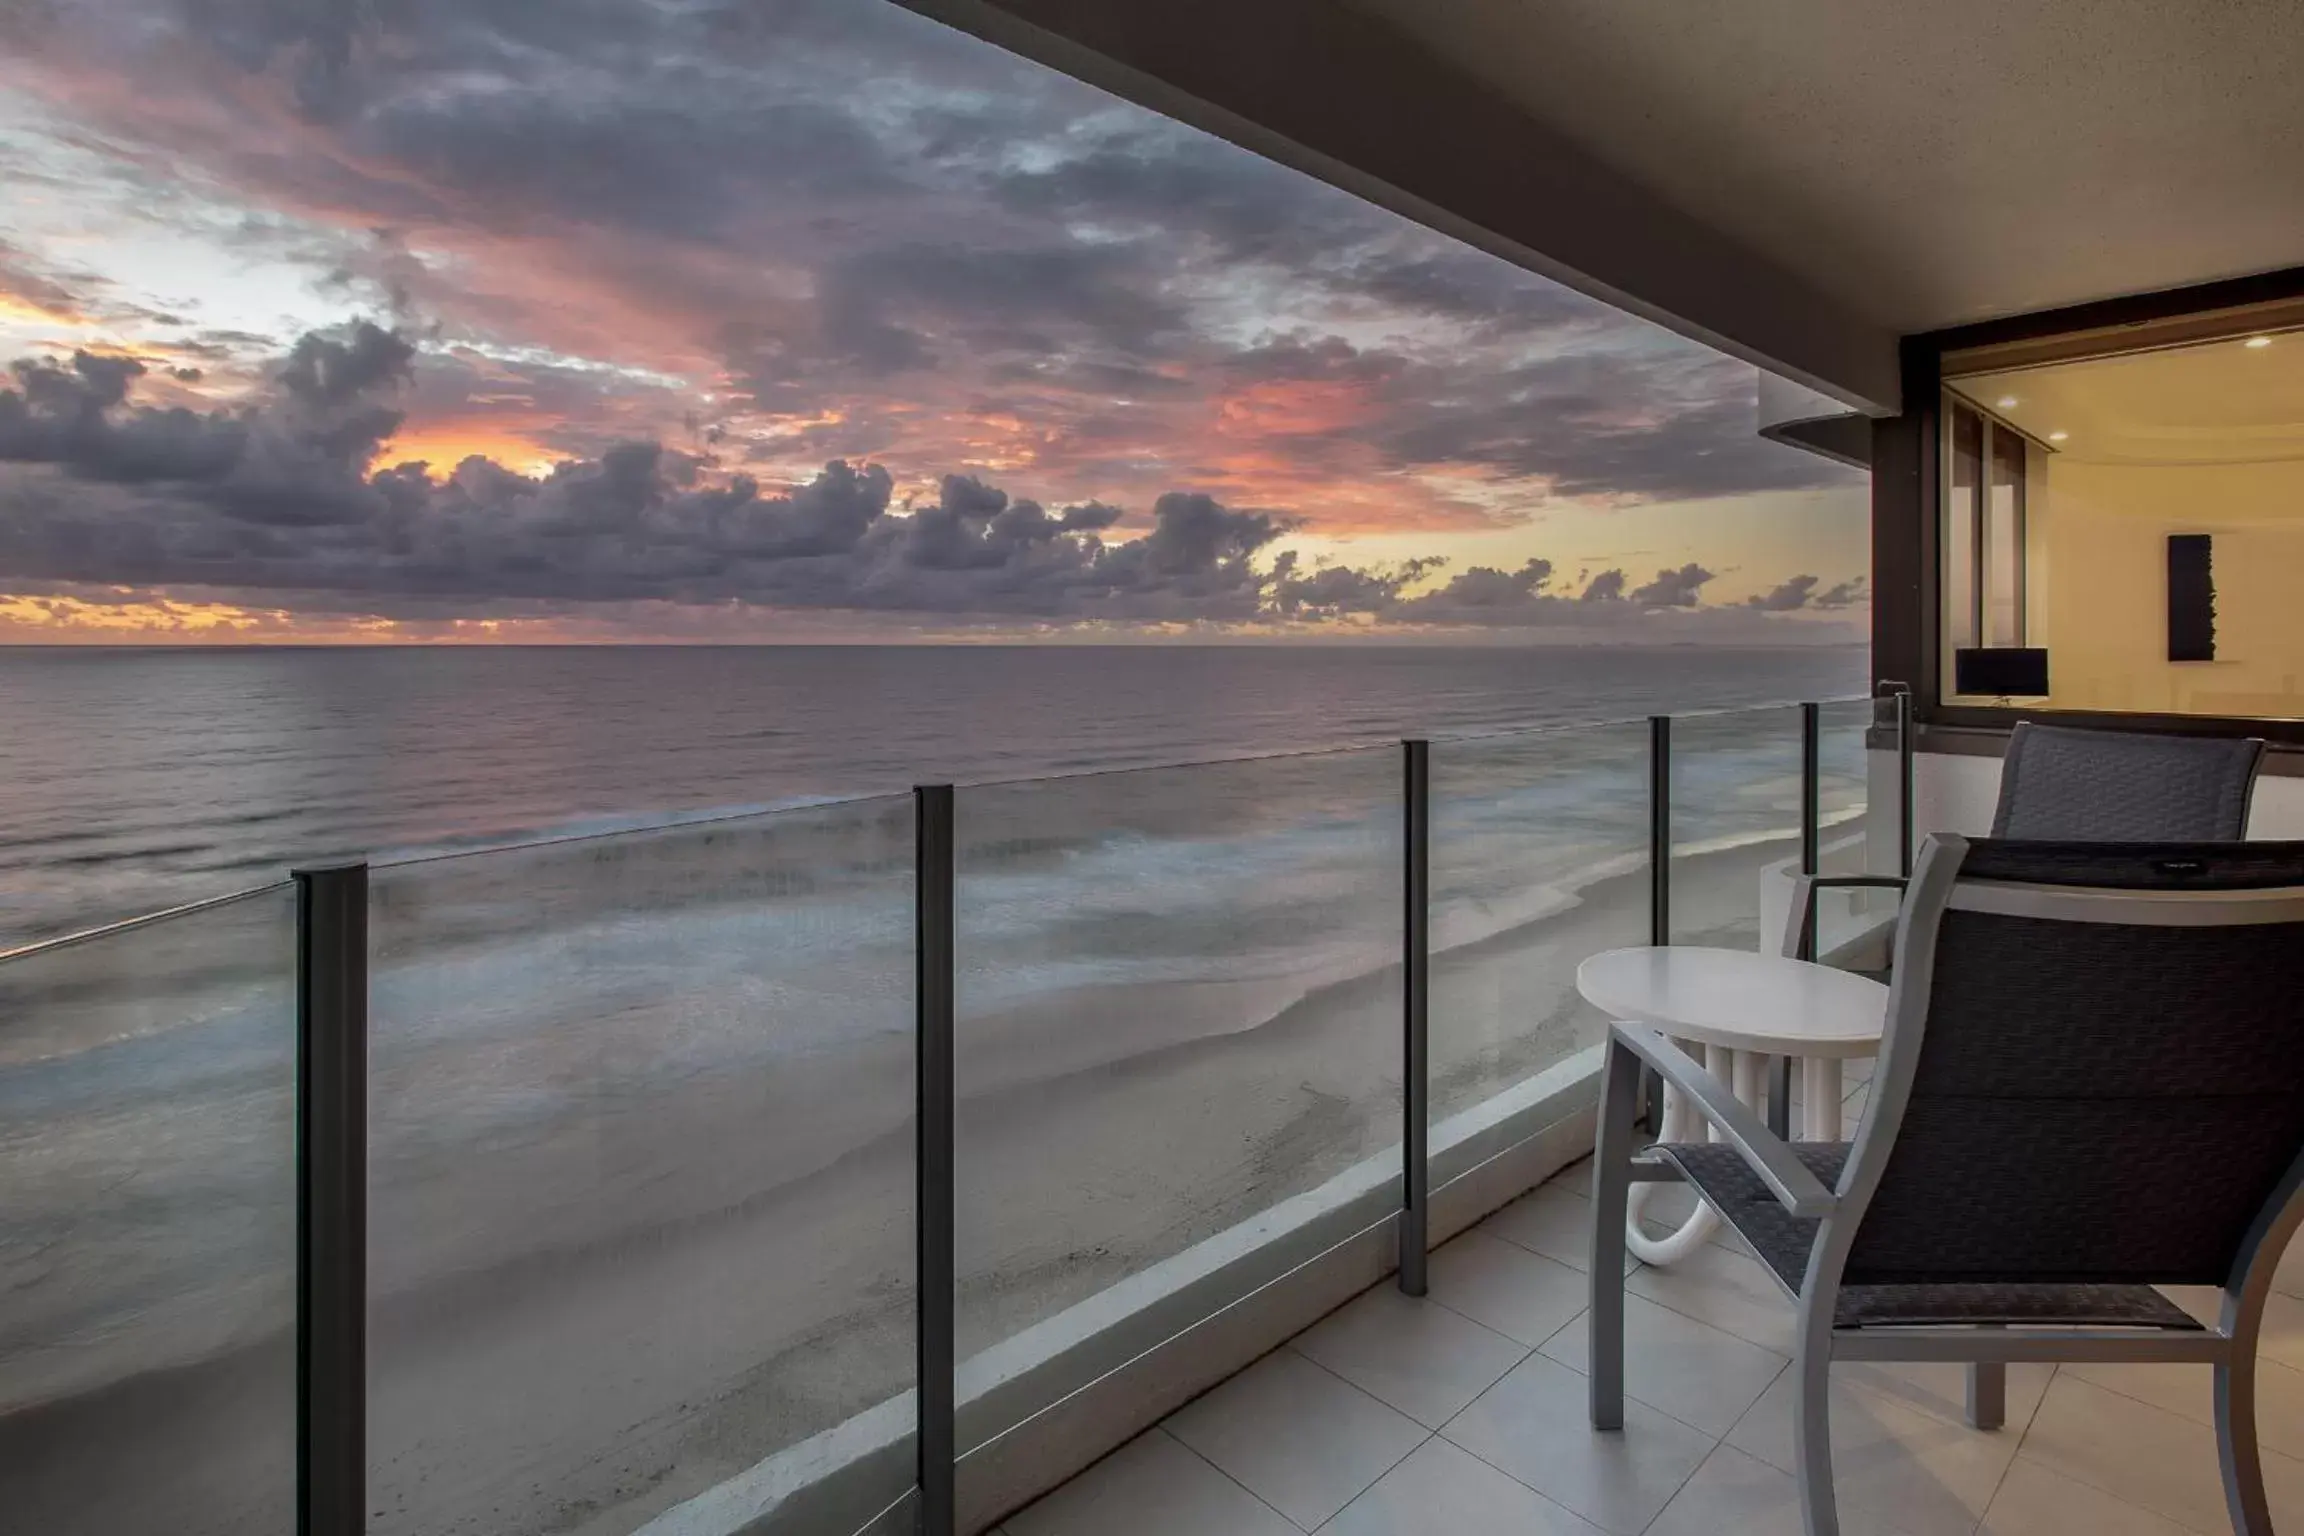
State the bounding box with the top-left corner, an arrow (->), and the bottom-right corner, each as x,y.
1954,647 -> 2050,698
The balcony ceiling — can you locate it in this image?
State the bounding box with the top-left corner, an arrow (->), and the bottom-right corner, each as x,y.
901,0 -> 2304,414
1342,0 -> 2304,336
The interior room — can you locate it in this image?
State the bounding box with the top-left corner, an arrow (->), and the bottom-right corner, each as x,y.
1941,308 -> 2304,720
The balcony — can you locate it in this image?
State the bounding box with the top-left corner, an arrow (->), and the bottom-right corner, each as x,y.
0,695 -> 1934,1536
999,1151 -> 2304,1534
11,688 -> 2304,1536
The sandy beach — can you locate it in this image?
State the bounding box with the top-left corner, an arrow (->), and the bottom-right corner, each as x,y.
0,832 -> 1792,1536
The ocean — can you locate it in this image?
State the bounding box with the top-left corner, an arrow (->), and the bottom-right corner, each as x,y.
0,642 -> 1873,1536
0,643 -> 1866,945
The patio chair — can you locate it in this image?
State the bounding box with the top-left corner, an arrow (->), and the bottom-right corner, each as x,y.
1597,834 -> 2304,1536
1770,720 -> 2266,1431
1783,720 -> 2265,961
1992,721 -> 2265,839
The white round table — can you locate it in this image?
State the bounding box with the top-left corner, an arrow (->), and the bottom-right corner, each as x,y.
1576,946 -> 1888,1264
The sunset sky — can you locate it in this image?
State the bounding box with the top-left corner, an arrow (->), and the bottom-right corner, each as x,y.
0,0 -> 1868,643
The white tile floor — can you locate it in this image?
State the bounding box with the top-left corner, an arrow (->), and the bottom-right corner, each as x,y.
996,1148 -> 2304,1536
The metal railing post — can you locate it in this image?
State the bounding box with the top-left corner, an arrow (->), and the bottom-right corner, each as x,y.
1891,686 -> 1915,876
1799,702 -> 1823,892
1648,716 -> 1671,945
295,862 -> 367,1536
915,786 -> 957,1536
1642,716 -> 1671,1128
1771,705 -> 1824,1137
1400,740 -> 1430,1297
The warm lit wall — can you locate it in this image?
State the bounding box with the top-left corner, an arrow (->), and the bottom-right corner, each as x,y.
2032,456 -> 2304,718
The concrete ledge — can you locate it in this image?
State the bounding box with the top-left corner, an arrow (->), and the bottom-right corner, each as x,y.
640,1051 -> 1604,1536
955,1207 -> 1399,1530
1429,1050 -> 1604,1245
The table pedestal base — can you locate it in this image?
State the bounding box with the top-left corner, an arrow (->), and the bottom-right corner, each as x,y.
1626,1040 -> 1845,1265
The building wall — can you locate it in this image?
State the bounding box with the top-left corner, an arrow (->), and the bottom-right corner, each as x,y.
2033,456 -> 2304,717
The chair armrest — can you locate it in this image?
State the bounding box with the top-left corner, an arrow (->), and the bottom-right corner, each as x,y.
1782,873 -> 1910,960
1608,1020 -> 1839,1219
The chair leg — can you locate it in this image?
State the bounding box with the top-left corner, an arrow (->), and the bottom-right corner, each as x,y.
2216,1349 -> 2272,1534
1966,1362 -> 2005,1430
1793,1340 -> 1839,1536
1589,1037 -> 1640,1431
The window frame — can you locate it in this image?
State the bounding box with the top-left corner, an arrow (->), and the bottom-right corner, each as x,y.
1943,398 -> 1983,653
1984,415 -> 2027,647
1876,263 -> 2304,746
1938,393 -> 2039,694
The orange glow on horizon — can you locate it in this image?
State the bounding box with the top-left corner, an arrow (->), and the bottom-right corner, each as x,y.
375,425 -> 567,478
0,590 -> 289,636
0,591 -> 594,644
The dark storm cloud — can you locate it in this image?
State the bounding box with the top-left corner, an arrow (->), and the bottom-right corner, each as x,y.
988,356 -> 1201,400
3,0 -> 1869,640
1177,339 -> 1848,506
1266,553 -> 1424,616
376,93 -> 907,236
1372,557 -> 1765,630
0,327 -> 1851,636
267,0 -> 1096,246
11,0 -> 1865,511
1746,574 -> 1819,611
1370,353 -> 1849,501
1220,337 -> 1403,390
2,352 -> 251,484
1580,570 -> 1628,603
0,327 -> 1289,620
994,128 -> 1395,269
1334,248 -> 1599,330
1420,559 -> 1555,606
1387,560 -> 1554,624
885,475 -> 1126,573
1263,551 -> 1821,632
278,321 -> 416,410
1395,562 -> 1573,626
728,234 -> 1196,416
808,241 -> 1189,379
988,125 -> 1593,335
1627,563 -> 1714,608
1744,572 -> 1869,612
1,324 -> 417,529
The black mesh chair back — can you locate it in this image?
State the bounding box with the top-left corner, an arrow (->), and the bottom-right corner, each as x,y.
1846,839 -> 2304,1288
1991,722 -> 2263,840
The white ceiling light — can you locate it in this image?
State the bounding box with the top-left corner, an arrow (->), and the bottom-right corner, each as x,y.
2244,335 -> 2273,349
2049,431 -> 2070,442
1996,395 -> 2019,408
